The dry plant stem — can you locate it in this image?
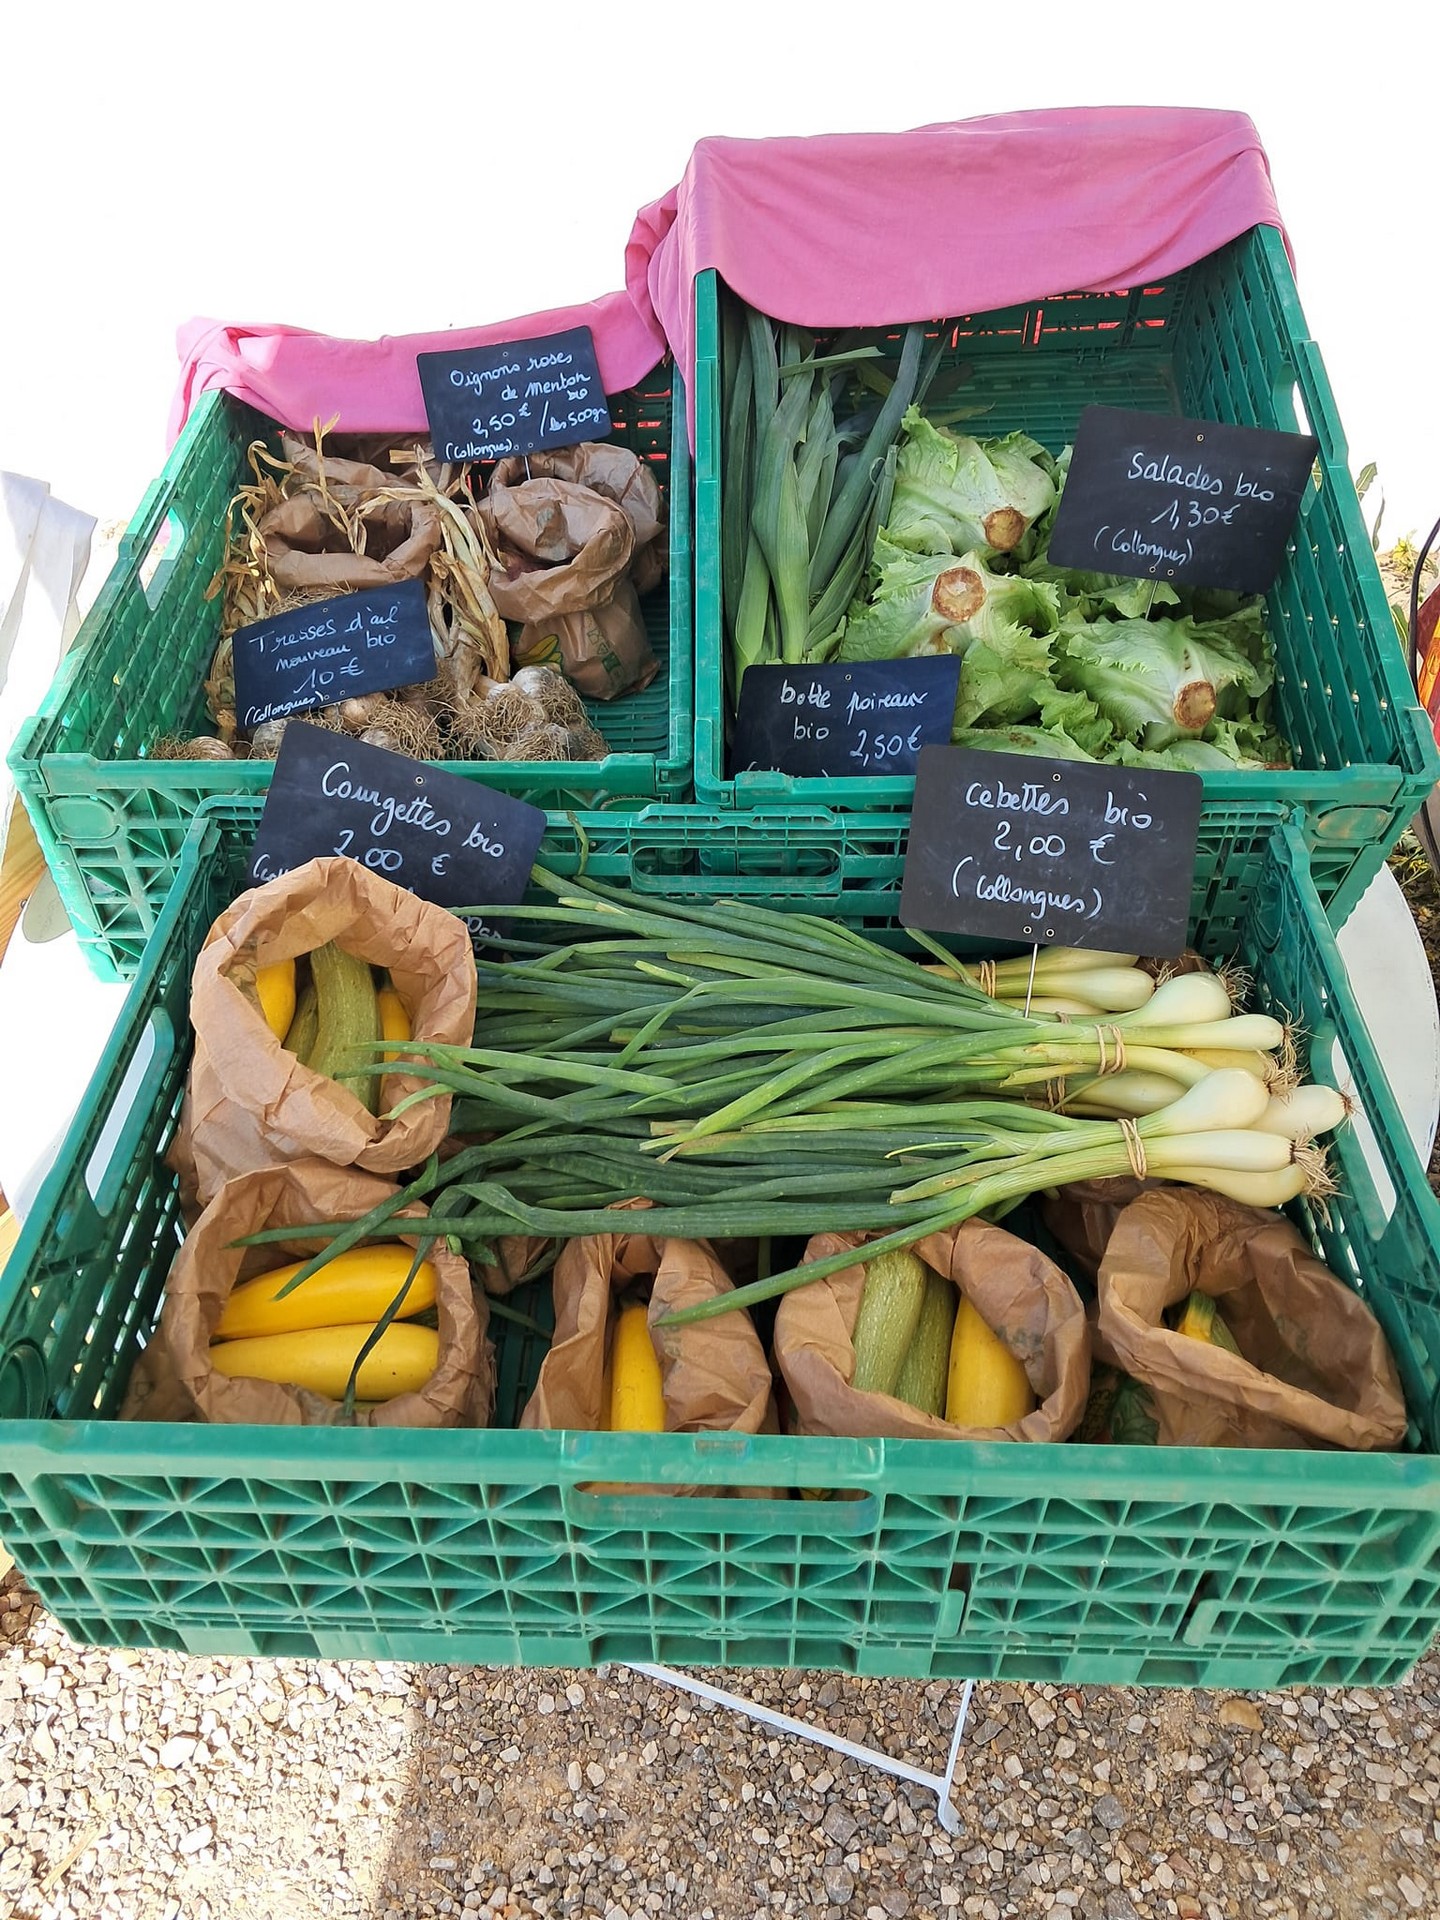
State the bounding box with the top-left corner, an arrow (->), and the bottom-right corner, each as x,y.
372,473 -> 510,685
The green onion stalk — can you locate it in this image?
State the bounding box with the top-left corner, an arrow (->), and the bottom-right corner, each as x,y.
231,867 -> 1337,1324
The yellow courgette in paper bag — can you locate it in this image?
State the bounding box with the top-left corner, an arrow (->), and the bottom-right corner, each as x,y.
254,959 -> 297,1039
210,1322 -> 439,1400
605,1301 -> 666,1432
1174,1289 -> 1242,1355
213,1245 -> 437,1341
945,1295 -> 1036,1428
377,983 -> 412,1058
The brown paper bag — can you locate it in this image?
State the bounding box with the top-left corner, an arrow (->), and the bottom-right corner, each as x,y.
511,581 -> 655,700
482,477 -> 656,699
171,858 -> 477,1212
122,1161 -> 493,1428
1039,1176 -> 1165,1281
775,1224 -> 1089,1442
519,1232 -> 776,1491
478,1235 -> 556,1297
258,445 -> 443,594
1097,1188 -> 1408,1449
491,445 -> 666,595
282,432 -> 457,497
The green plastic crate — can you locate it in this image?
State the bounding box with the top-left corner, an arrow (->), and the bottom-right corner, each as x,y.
692,228 -> 1440,927
2,798 -> 1440,1686
7,363 -> 693,983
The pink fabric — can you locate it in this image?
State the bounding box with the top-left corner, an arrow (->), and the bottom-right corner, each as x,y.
168,289 -> 666,443
626,107 -> 1290,443
170,108 -> 1287,449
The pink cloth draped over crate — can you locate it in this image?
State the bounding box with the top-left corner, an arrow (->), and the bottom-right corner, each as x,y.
169,106 -> 1288,448
627,105 -> 1291,444
167,289 -> 668,444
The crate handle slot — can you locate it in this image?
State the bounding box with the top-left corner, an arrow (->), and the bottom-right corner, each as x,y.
559,1478 -> 880,1531
0,1340 -> 51,1420
83,1010 -> 176,1219
134,509 -> 187,612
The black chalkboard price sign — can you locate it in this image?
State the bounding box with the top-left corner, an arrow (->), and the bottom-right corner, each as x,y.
230,578 -> 436,732
249,722 -> 547,942
416,325 -> 611,463
900,746 -> 1201,956
1045,405 -> 1319,596
731,657 -> 961,779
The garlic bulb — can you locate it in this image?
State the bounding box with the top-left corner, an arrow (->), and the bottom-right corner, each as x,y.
247,720 -> 290,759
510,665 -> 561,699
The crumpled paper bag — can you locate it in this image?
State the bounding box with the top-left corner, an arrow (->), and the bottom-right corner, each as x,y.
1040,1176 -> 1165,1281
520,1231 -> 776,1493
258,445 -> 443,595
1097,1188 -> 1408,1449
170,858 -> 477,1212
481,476 -> 656,699
775,1223 -> 1089,1442
122,1160 -> 493,1428
491,444 -> 666,595
478,1234 -> 556,1297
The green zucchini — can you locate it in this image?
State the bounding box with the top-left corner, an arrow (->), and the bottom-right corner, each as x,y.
283,976 -> 320,1064
850,1248 -> 929,1396
307,941 -> 382,1113
892,1268 -> 956,1417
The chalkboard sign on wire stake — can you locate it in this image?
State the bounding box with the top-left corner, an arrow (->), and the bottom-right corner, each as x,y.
901,746 -> 1202,957
416,325 -> 611,464
1045,406 -> 1319,596
230,578 -> 437,732
249,722 -> 547,945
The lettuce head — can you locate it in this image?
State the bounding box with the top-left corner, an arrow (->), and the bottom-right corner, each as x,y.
885,409 -> 1057,557
837,535 -> 1060,663
1057,612 -> 1272,750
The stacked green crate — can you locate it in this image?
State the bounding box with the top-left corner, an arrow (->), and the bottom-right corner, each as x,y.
692,227 -> 1438,926
2,798 -> 1439,1687
7,364 -> 693,982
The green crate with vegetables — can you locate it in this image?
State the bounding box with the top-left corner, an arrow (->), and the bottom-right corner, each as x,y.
3,796 -> 1440,1687
692,227 -> 1438,926
7,358 -> 693,984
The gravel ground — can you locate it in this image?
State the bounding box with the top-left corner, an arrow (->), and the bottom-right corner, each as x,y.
2,1568 -> 1438,1920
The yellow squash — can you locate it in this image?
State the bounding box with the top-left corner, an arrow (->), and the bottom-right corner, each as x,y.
377,984 -> 412,1058
213,1245 -> 437,1341
945,1295 -> 1036,1428
210,1322 -> 439,1400
1174,1290 -> 1242,1355
254,959 -> 297,1039
605,1301 -> 666,1432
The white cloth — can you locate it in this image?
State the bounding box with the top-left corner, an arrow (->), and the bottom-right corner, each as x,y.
0,476 -> 127,1216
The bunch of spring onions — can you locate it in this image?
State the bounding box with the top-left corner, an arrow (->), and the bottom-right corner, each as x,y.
243,869 -> 1347,1326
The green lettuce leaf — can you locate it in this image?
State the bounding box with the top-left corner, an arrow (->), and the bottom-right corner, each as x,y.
949,724 -> 1100,762
837,536 -> 1060,663
885,409 -> 1057,558
1057,613 -> 1270,749
952,626 -> 1055,729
